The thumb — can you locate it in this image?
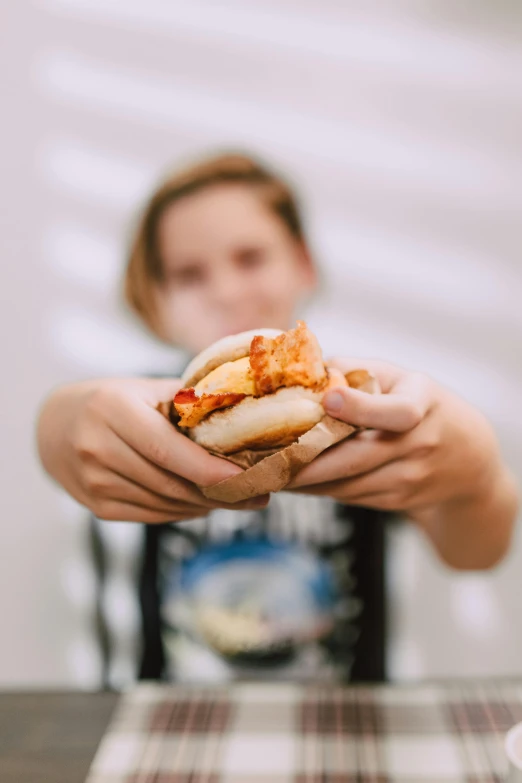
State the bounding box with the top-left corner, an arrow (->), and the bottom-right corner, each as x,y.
323,385 -> 425,432
139,378 -> 184,407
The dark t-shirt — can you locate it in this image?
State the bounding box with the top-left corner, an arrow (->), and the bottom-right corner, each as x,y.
138,498 -> 388,684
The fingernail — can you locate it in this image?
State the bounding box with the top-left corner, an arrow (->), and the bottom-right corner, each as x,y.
325,390 -> 343,414
221,464 -> 243,480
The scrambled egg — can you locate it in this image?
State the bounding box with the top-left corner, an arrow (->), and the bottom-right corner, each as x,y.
195,356 -> 255,397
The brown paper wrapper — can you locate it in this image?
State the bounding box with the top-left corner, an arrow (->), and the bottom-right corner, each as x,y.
157,368 -> 379,504
201,415 -> 358,503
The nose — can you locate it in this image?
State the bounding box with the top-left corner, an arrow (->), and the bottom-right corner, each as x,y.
208,264 -> 245,307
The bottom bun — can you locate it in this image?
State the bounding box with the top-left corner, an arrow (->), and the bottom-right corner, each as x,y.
189,386 -> 324,454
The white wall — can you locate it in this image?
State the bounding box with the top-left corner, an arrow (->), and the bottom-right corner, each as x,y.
1,0 -> 521,686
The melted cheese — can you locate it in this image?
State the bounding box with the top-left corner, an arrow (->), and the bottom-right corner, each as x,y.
194,356 -> 256,397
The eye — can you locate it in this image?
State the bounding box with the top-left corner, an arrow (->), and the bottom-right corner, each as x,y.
168,265 -> 206,288
236,247 -> 267,270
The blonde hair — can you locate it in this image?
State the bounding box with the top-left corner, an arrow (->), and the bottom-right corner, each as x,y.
124,152 -> 307,337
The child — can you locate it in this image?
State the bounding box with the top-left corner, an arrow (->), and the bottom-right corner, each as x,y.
37,153 -> 518,683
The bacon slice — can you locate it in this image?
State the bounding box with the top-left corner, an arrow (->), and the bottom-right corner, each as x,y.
174,387 -> 246,428
249,320 -> 326,395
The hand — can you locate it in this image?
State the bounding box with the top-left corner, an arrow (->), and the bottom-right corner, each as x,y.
290,358 -> 502,514
37,378 -> 267,523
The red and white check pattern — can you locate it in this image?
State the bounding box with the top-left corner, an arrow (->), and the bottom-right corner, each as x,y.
86,680 -> 522,782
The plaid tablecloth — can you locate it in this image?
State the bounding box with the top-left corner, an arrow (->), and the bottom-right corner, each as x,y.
86,680 -> 522,782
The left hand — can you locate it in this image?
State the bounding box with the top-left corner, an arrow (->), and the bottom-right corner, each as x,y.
290,358 -> 502,513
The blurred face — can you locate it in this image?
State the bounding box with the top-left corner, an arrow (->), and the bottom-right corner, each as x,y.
154,184 -> 316,353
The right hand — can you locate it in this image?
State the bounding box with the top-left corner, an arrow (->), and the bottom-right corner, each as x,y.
37,378 -> 267,523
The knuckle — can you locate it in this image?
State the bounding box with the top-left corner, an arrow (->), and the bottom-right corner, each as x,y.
147,441 -> 170,469
84,387 -> 109,416
404,463 -> 427,488
84,471 -> 110,497
406,403 -> 424,429
418,429 -> 440,454
90,500 -> 111,520
85,383 -> 121,418
72,429 -> 98,462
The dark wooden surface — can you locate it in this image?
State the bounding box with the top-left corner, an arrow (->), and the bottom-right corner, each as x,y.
0,692 -> 118,783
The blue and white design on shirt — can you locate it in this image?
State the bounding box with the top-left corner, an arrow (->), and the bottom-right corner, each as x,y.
158,493 -> 362,683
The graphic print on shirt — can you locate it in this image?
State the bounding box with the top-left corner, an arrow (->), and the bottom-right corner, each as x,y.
158,494 -> 362,682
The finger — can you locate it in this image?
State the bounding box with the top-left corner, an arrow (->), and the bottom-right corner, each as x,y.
323,382 -> 431,432
108,393 -> 243,487
292,459 -> 422,505
95,427 -> 220,507
92,487 -> 270,522
327,358 -> 403,394
86,468 -> 210,515
88,464 -> 270,515
92,499 -> 202,524
289,429 -> 403,488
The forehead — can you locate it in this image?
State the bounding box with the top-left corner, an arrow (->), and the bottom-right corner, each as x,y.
158,184 -> 286,259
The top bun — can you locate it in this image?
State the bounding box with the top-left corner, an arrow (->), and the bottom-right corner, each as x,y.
181,328 -> 283,388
